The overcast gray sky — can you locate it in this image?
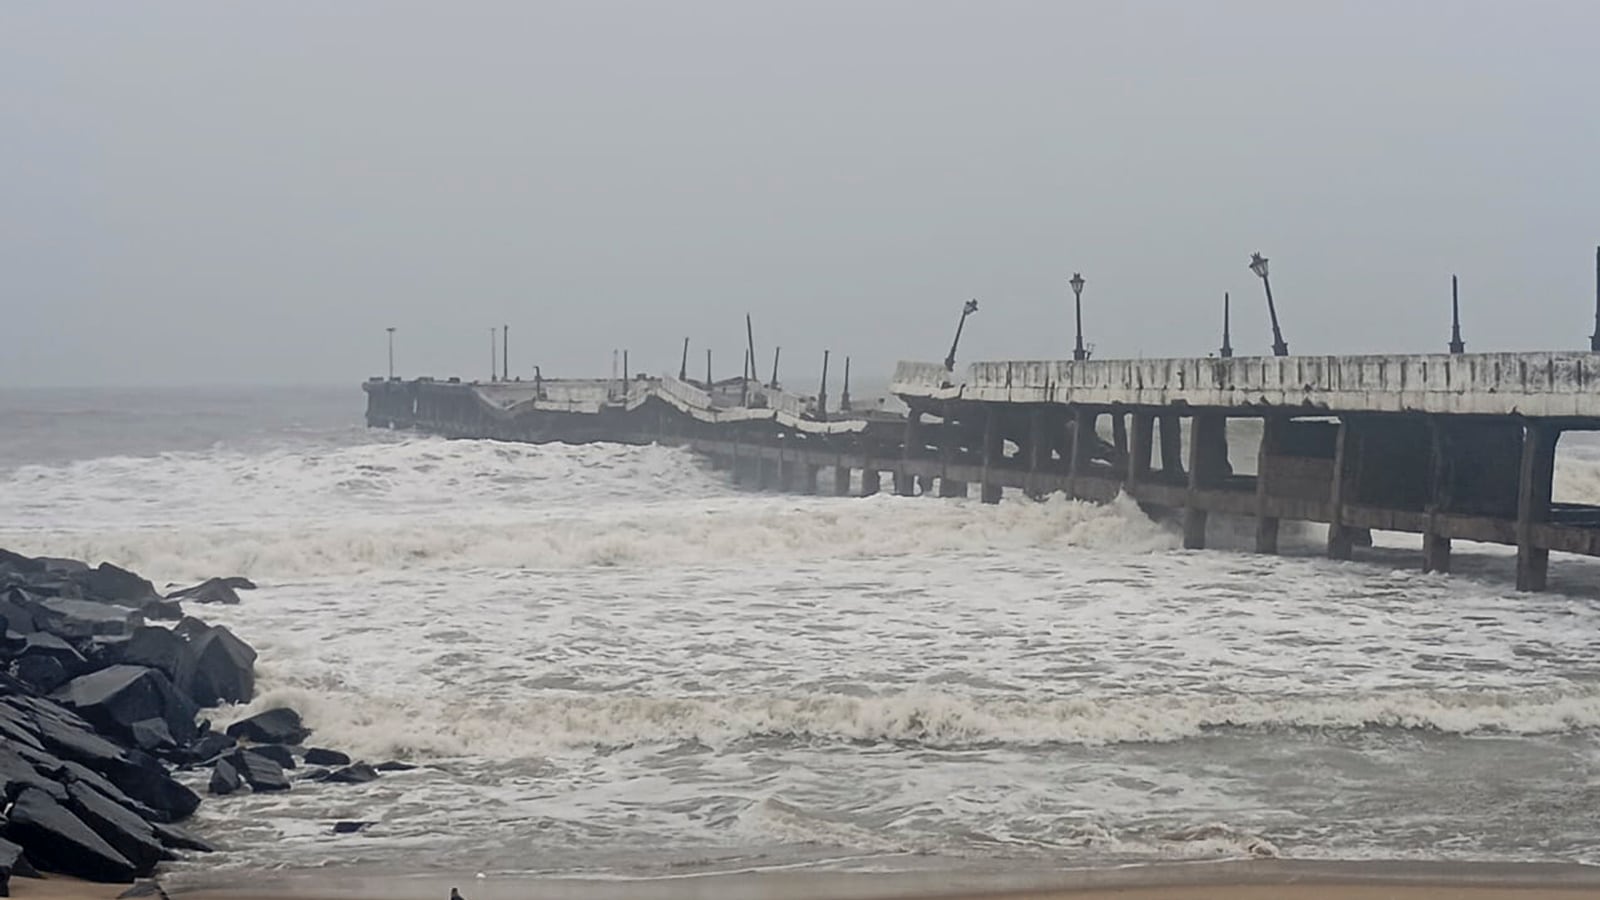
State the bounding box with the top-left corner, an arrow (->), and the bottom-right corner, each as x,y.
3,1 -> 1597,387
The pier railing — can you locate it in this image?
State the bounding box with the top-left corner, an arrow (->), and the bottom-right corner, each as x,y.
896,352 -> 1600,417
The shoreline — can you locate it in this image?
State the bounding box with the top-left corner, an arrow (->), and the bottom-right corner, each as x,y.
39,859 -> 1592,900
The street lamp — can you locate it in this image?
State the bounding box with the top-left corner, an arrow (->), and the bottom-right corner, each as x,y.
944,298 -> 980,373
1248,252 -> 1289,357
385,327 -> 396,380
1070,272 -> 1088,361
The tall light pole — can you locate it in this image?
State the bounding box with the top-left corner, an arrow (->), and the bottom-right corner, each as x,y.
944,298 -> 979,373
386,327 -> 396,379
490,327 -> 498,382
502,324 -> 509,381
1070,272 -> 1088,361
1449,275 -> 1465,354
1591,246 -> 1599,352
1248,252 -> 1289,357
1219,294 -> 1233,358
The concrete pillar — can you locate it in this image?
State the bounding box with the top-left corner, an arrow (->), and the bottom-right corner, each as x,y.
895,469 -> 917,496
1182,413 -> 1227,550
980,409 -> 1003,504
939,478 -> 966,498
759,453 -> 779,491
1254,417 -> 1281,554
1423,417 -> 1452,574
862,467 -> 881,497
1515,421 -> 1558,592
1112,411 -> 1129,478
795,464 -> 819,494
1158,414 -> 1185,481
898,412 -> 922,497
833,464 -> 851,496
1327,420 -> 1356,560
1025,410 -> 1046,498
1423,533 -> 1452,575
1069,408 -> 1095,479
1129,413 -> 1154,487
730,445 -> 747,486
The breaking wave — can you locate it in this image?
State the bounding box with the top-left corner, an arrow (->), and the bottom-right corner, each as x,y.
0,448 -> 1177,582
211,682 -> 1600,761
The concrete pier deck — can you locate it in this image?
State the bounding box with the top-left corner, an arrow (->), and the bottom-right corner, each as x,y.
364,350 -> 1600,591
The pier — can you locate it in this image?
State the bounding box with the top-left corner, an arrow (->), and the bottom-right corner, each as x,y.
365,350 -> 1600,591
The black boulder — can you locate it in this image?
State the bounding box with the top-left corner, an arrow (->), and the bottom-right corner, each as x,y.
208,758 -> 242,796
224,750 -> 290,792
250,744 -> 296,770
225,707 -> 308,745
166,578 -> 243,605
3,787 -> 137,883
51,665 -> 199,746
64,781 -> 169,876
323,763 -> 379,785
184,625 -> 256,707
302,747 -> 350,767
14,655 -> 69,693
120,627 -> 190,687
73,563 -> 158,607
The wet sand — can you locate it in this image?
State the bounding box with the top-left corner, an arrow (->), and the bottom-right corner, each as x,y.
20,860 -> 1600,900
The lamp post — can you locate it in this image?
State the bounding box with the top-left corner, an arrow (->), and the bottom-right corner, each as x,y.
944,299 -> 980,372
386,327 -> 396,379
1449,275 -> 1465,354
1219,294 -> 1233,358
1248,252 -> 1289,357
1070,272 -> 1088,361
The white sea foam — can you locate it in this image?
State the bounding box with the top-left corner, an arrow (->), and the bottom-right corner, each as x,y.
3,489 -> 1176,582
208,682 -> 1600,761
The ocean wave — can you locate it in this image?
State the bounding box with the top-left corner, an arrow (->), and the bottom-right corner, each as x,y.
2,491 -> 1177,582
208,683 -> 1600,761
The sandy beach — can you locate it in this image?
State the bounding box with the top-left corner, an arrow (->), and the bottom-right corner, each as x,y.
17,860 -> 1600,900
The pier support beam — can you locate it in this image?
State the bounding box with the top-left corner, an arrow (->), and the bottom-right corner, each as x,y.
1129,413 -> 1154,487
1182,414 -> 1227,550
862,467 -> 881,497
1516,421 -> 1558,592
1112,411 -> 1129,477
898,413 -> 922,496
833,464 -> 851,496
1328,420 -> 1357,560
1069,408 -> 1096,479
1254,417 -> 1281,554
980,409 -> 1003,504
895,469 -> 916,496
1423,418 -> 1452,574
1158,414 -> 1184,481
1025,410 -> 1046,498
795,464 -> 819,494
939,478 -> 966,498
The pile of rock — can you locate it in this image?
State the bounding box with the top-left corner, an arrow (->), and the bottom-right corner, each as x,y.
205,706 -> 409,798
0,550 -> 264,887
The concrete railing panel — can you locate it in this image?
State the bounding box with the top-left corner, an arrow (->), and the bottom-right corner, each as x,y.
894,351 -> 1600,418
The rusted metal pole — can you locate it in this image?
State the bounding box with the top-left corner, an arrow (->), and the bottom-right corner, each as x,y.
503,324 -> 509,380
840,356 -> 852,412
680,338 -> 690,381
770,347 -> 781,390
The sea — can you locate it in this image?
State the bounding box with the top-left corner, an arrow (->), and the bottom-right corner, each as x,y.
2,385 -> 1599,879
